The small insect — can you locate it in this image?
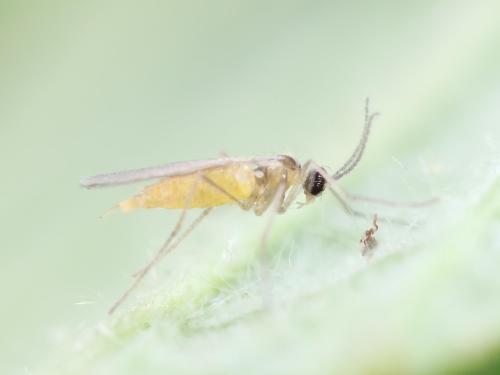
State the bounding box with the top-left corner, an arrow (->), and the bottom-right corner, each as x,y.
360,214 -> 379,256
81,99 -> 379,314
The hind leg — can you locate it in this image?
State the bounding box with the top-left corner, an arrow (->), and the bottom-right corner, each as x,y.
109,173 -> 209,314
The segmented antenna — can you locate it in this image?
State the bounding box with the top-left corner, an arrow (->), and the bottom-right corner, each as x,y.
333,98 -> 379,180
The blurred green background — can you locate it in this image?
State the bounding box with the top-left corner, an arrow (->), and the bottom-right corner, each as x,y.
1,1 -> 499,374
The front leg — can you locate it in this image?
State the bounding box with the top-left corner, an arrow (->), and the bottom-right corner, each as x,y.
279,160 -> 313,213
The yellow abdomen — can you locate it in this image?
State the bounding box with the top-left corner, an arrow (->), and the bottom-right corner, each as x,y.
119,164 -> 256,211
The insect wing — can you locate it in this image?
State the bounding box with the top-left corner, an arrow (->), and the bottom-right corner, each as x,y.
80,156 -> 278,189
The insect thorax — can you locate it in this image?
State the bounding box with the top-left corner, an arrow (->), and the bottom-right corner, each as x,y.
249,156 -> 301,215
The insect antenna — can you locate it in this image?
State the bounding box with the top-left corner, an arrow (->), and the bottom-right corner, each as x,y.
333,98 -> 379,180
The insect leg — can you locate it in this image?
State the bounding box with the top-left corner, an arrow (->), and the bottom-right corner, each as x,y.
309,161 -> 399,223
201,175 -> 254,210
341,189 -> 439,208
155,207 -> 213,265
132,171 -> 258,279
259,180 -> 287,257
335,185 -> 437,225
279,160 -> 313,212
108,173 -> 205,315
317,167 -> 410,225
257,173 -> 288,306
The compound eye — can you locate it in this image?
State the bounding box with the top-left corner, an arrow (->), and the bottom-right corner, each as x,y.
304,170 -> 326,196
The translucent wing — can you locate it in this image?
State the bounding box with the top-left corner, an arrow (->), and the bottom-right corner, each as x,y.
80,156 -> 277,189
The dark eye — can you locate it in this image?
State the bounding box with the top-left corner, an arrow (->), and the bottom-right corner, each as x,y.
304,170 -> 326,196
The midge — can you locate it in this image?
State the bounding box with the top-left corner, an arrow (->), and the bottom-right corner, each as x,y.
81,99 -> 378,315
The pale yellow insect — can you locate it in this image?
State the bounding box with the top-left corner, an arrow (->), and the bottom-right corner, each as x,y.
81,100 -> 378,314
